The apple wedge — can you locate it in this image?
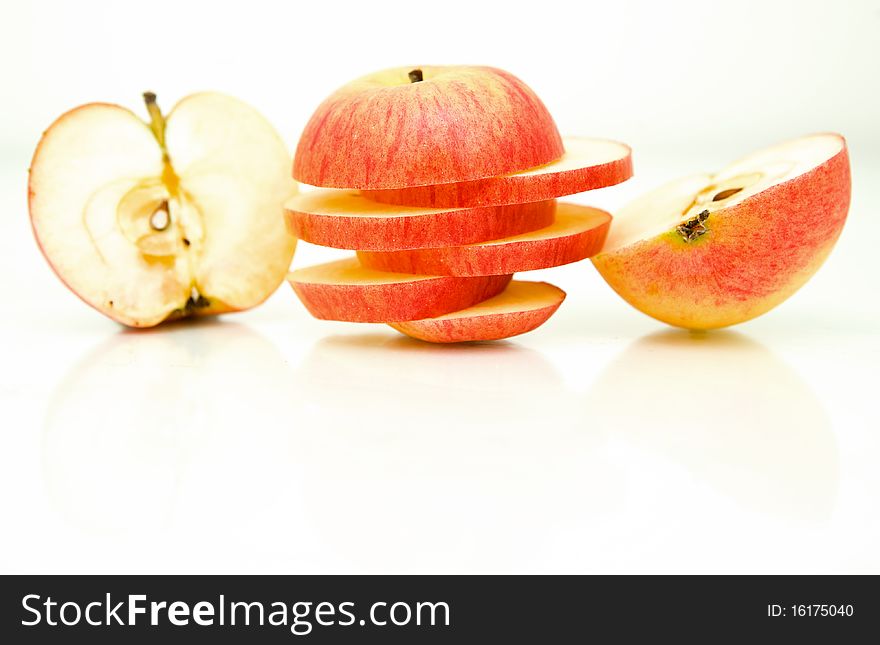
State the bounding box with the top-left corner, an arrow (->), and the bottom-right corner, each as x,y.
592,133 -> 851,329
361,137 -> 632,208
285,190 -> 556,251
288,257 -> 511,322
358,203 -> 610,276
29,92 -> 297,327
294,66 -> 563,189
390,281 -> 566,343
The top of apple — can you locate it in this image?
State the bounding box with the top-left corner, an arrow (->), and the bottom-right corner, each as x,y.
293,65 -> 564,190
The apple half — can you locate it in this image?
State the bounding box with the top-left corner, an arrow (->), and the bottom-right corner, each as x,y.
294,65 -> 564,190
285,190 -> 556,251
390,280 -> 566,343
358,203 -> 610,276
287,257 -> 511,322
29,92 -> 297,327
361,137 -> 632,208
592,133 -> 851,329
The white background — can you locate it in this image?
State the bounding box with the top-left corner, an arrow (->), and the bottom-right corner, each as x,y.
1,0 -> 878,573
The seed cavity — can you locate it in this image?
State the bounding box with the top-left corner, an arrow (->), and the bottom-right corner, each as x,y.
408,68 -> 424,83
712,187 -> 743,202
677,210 -> 710,242
149,201 -> 170,231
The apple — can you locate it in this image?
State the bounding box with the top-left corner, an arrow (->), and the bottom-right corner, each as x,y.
591,133 -> 850,329
285,189 -> 556,250
29,92 -> 297,327
361,137 -> 632,208
358,203 -> 610,276
293,65 -> 564,189
287,257 -> 511,322
390,280 -> 566,343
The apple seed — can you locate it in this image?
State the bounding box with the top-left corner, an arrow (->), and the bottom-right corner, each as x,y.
712,187 -> 743,201
408,68 -> 423,83
149,201 -> 170,231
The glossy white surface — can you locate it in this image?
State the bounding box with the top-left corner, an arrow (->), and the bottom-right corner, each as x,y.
1,0 -> 878,573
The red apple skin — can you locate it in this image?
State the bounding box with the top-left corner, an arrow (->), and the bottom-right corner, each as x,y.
361,147 -> 632,209
285,197 -> 556,251
358,205 -> 611,276
289,272 -> 512,323
592,141 -> 851,330
390,282 -> 565,343
293,66 -> 563,190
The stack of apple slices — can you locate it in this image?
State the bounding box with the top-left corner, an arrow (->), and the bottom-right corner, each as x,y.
286,65 -> 632,342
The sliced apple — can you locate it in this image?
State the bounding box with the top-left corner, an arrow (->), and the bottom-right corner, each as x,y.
592,133 -> 851,329
29,92 -> 297,327
285,190 -> 556,251
390,280 -> 566,343
358,203 -> 610,276
361,137 -> 632,208
294,65 -> 564,189
288,257 -> 511,322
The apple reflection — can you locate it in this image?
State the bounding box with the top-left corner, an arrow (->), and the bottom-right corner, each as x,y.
585,329 -> 838,522
285,333 -> 615,571
43,325 -> 612,571
42,320 -> 297,536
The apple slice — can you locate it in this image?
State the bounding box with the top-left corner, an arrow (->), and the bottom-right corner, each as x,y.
294,66 -> 564,189
592,133 -> 851,329
358,203 -> 610,276
288,257 -> 511,322
29,92 -> 297,327
360,137 -> 632,208
390,280 -> 566,343
285,190 -> 556,251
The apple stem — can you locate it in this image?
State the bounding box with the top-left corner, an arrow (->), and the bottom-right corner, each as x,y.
408,69 -> 423,83
143,91 -> 167,154
143,91 -> 182,196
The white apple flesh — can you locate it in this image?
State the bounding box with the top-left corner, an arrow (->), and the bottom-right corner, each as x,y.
29,92 -> 297,327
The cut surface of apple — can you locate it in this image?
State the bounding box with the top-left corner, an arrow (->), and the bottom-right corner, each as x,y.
361,137 -> 632,208
285,190 -> 556,250
288,257 -> 511,322
358,203 -> 610,276
29,92 -> 297,327
592,133 -> 851,329
294,65 -> 563,190
390,280 -> 566,343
